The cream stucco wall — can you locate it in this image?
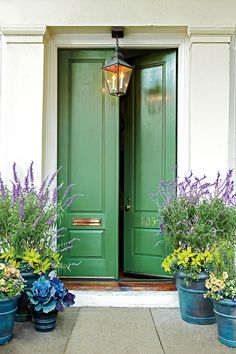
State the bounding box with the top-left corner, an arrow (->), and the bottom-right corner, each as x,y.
0,0 -> 236,27
0,0 -> 235,183
190,40 -> 231,178
0,27 -> 45,184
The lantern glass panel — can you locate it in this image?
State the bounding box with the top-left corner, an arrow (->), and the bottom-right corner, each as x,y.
104,64 -> 119,95
104,64 -> 132,96
117,64 -> 132,95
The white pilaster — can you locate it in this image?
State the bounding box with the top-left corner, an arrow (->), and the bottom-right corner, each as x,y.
0,25 -> 46,184
188,27 -> 235,179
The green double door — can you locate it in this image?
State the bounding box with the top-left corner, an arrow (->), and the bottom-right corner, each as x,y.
58,49 -> 176,279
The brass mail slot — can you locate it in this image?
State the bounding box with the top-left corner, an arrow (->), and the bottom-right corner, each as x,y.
72,218 -> 101,226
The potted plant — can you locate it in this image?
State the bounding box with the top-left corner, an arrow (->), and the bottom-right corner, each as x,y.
162,247 -> 216,324
0,262 -> 24,345
0,162 -> 79,321
1,247 -> 62,322
151,170 -> 236,324
204,244 -> 236,348
27,275 -> 75,332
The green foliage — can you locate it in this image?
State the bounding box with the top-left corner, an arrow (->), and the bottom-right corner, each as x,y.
162,247 -> 216,283
0,162 -> 79,274
0,247 -> 62,274
152,172 -> 236,254
161,198 -> 236,252
154,172 -> 236,281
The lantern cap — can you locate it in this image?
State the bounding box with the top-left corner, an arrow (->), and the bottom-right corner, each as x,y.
103,37 -> 133,70
111,26 -> 124,39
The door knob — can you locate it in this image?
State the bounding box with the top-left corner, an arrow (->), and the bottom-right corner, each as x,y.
125,198 -> 131,211
125,204 -> 131,211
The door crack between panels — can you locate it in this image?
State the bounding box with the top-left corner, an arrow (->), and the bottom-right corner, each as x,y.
63,308 -> 81,354
149,308 -> 165,354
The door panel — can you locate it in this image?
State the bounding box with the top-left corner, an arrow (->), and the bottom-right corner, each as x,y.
124,50 -> 177,276
58,50 -> 119,278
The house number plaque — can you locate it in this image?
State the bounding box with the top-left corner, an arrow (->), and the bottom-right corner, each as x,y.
140,216 -> 157,227
72,218 -> 101,226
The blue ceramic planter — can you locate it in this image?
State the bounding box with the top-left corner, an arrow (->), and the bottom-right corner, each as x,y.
214,299 -> 236,348
0,296 -> 19,345
32,310 -> 58,332
15,272 -> 39,322
176,271 -> 215,325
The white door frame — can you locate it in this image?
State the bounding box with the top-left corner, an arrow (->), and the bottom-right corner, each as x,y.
43,28 -> 190,180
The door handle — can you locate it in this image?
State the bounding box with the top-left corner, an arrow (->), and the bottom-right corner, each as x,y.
125,198 -> 131,211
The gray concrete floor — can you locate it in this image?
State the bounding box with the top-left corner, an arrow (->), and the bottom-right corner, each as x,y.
0,308 -> 235,354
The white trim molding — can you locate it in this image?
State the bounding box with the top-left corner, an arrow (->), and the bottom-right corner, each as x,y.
188,26 -> 235,45
0,25 -> 46,43
43,27 -> 191,180
229,32 -> 236,172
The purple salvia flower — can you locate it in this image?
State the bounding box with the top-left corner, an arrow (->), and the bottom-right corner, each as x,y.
19,197 -> 24,221
62,184 -> 75,201
29,161 -> 34,185
16,181 -> 21,198
23,170 -> 30,193
46,217 -> 55,225
12,162 -> 19,184
47,167 -> 62,189
11,180 -> 21,203
33,210 -> 45,227
64,194 -> 79,209
160,223 -> 165,234
52,183 -> 64,204
38,176 -> 49,204
0,176 -> 6,199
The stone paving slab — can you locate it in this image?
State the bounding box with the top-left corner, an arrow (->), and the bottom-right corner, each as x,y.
1,308 -> 236,354
0,308 -> 79,354
65,308 -> 163,354
151,308 -> 236,354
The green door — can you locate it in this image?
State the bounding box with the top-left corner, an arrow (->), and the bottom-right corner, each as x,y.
58,50 -> 119,278
124,50 -> 176,276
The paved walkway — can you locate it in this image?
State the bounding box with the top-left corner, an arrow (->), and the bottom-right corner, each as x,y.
0,308 -> 235,354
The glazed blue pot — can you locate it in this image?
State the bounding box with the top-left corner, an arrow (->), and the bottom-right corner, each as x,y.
32,309 -> 58,332
0,296 -> 19,345
176,271 -> 216,325
214,299 -> 236,348
15,272 -> 39,322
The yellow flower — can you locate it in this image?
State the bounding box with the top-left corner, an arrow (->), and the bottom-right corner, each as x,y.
162,256 -> 173,273
205,280 -> 211,289
223,272 -> 228,280
23,248 -> 41,267
0,263 -> 5,270
177,248 -> 195,266
215,280 -> 225,288
173,248 -> 181,255
203,250 -> 213,261
191,255 -> 202,267
212,285 -> 219,292
0,279 -> 6,286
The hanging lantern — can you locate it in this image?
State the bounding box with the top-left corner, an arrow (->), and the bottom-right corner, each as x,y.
103,28 -> 133,97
